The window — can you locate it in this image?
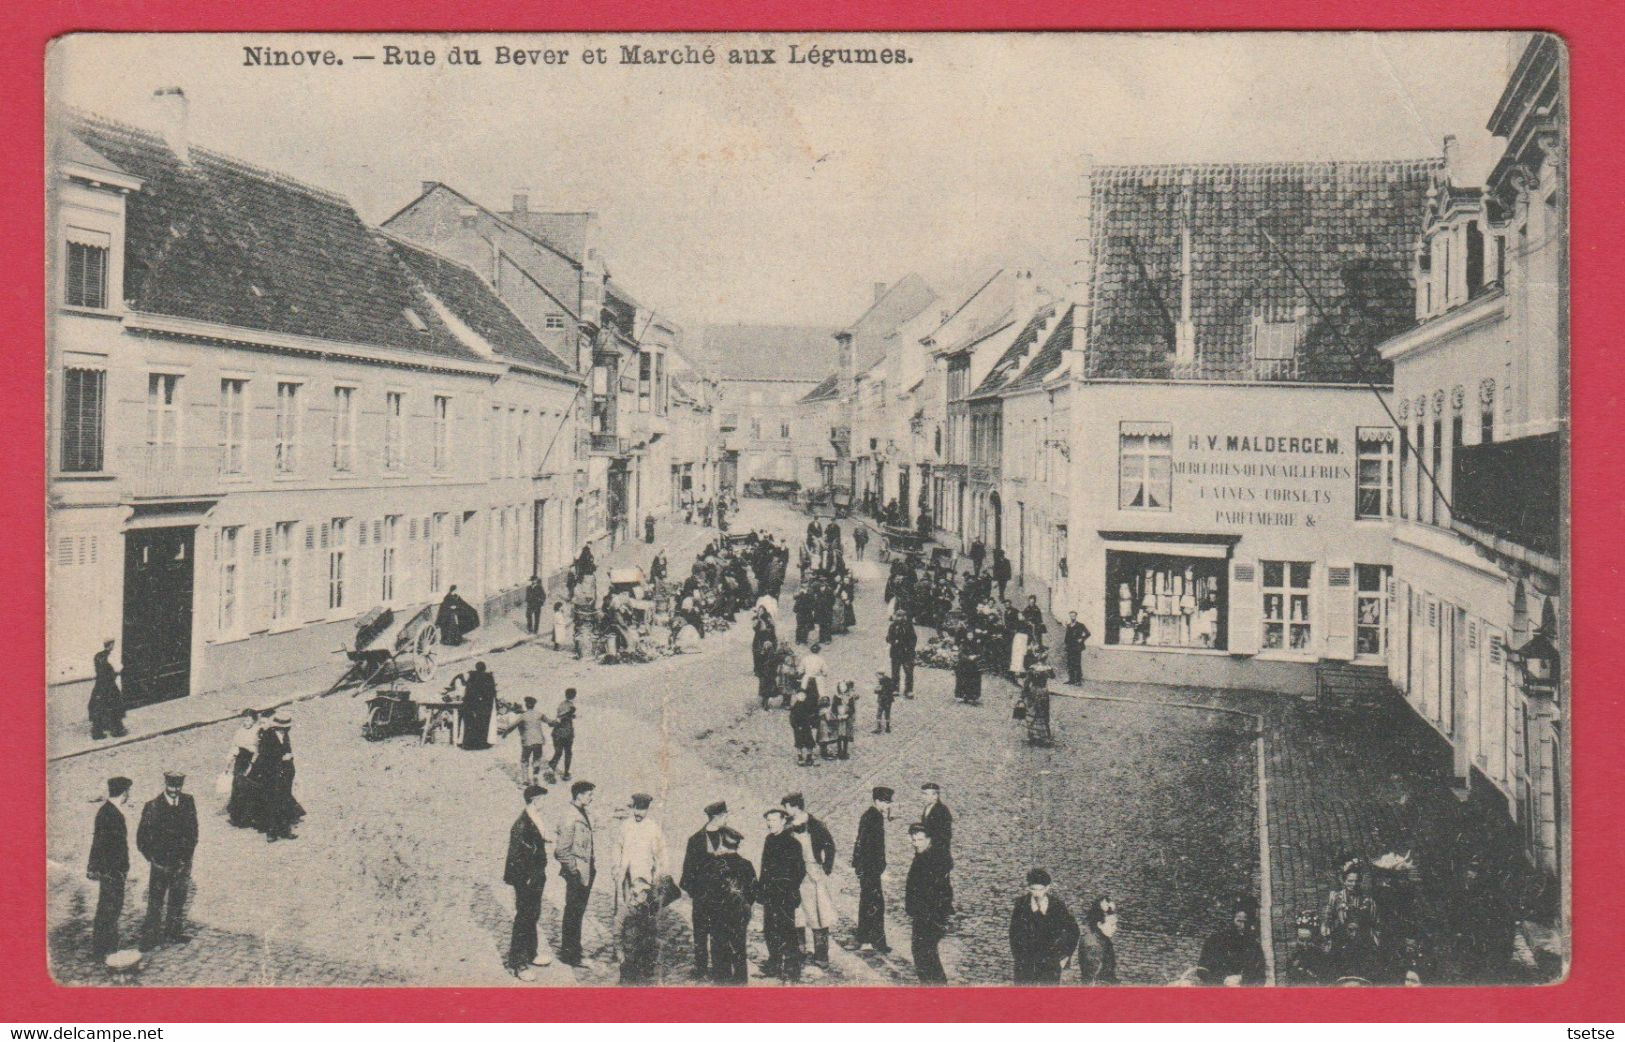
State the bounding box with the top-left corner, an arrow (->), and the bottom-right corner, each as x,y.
780,421 -> 791,440
432,395 -> 450,470
327,517 -> 349,610
639,353 -> 652,413
384,392 -> 405,470
65,231 -> 110,309
1481,385 -> 1495,444
1118,422 -> 1172,510
146,374 -> 181,459
380,515 -> 399,602
751,417 -> 762,440
217,526 -> 241,634
490,405 -> 503,474
218,379 -> 247,474
1262,560 -> 1313,652
1431,412 -> 1444,524
61,367 -> 105,472
510,407 -> 521,475
430,512 -> 448,594
545,313 -> 565,330
332,386 -> 356,471
655,354 -> 667,416
1414,417 -> 1427,524
271,521 -> 296,622
1355,564 -> 1390,657
275,382 -> 301,473
1355,427 -> 1395,519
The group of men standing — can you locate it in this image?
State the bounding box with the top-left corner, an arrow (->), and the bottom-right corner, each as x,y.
86,771 -> 199,961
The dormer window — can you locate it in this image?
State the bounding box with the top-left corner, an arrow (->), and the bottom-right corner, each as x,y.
65,229 -> 110,309
1252,314 -> 1300,377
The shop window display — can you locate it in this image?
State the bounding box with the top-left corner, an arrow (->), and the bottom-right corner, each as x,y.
1262,560 -> 1313,651
1105,550 -> 1226,650
1355,563 -> 1391,657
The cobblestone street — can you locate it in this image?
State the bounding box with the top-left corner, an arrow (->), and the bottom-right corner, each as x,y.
46,500 -> 1544,988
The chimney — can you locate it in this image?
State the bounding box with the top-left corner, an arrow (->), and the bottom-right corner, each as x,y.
1175,170 -> 1196,363
1072,152 -> 1096,330
1442,134 -> 1459,178
512,189 -> 529,215
152,87 -> 190,164
421,180 -> 437,196
873,282 -> 887,305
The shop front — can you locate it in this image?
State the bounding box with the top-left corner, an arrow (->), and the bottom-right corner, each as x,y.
1102,537 -> 1232,651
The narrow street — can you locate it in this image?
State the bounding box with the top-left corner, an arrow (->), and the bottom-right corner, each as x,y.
47,499 -> 1259,986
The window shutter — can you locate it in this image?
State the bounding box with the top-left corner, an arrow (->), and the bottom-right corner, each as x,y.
1228,558 -> 1259,655
1323,560 -> 1354,660
305,524 -> 315,551
359,520 -> 369,547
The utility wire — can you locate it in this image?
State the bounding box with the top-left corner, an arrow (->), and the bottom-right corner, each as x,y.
1255,221 -> 1454,518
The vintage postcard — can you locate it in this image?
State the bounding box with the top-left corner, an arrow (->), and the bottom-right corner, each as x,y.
42,31 -> 1567,989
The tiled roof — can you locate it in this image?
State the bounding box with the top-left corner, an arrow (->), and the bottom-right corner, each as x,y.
384,235 -> 574,375
1004,305 -> 1076,392
1085,159 -> 1440,383
698,324 -> 840,382
66,113 -> 481,363
799,372 -> 841,404
844,273 -> 938,370
971,302 -> 1064,397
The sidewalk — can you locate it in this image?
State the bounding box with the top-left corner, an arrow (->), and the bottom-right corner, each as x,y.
47,517 -> 721,763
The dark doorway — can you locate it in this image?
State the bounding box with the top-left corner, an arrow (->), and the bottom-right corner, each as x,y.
122,526 -> 195,707
719,451 -> 739,497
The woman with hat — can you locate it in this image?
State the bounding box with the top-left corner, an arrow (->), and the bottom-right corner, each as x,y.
249,708 -> 303,842
225,708 -> 262,829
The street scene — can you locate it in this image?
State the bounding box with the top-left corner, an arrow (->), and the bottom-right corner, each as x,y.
45,33 -> 1566,988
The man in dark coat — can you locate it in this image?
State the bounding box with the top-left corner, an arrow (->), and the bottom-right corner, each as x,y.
575,543 -> 596,583
708,827 -> 756,983
436,585 -> 478,646
503,784 -> 553,979
1063,612 -> 1091,685
88,639 -> 127,740
1009,868 -> 1080,983
851,786 -> 892,953
1197,899 -> 1269,985
458,662 -> 497,751
757,808 -> 805,981
680,801 -> 729,979
1023,595 -> 1048,652
904,824 -> 953,983
968,538 -> 986,574
992,548 -> 1012,601
920,782 -> 954,870
524,576 -> 546,635
886,610 -> 918,698
1077,895 -> 1121,984
136,771 -> 198,950
87,776 -> 133,958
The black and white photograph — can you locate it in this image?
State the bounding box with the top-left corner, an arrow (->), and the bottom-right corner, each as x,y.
43,31 -> 1568,989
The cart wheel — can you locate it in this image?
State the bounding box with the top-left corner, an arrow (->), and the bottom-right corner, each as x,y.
411,650 -> 438,683
417,625 -> 440,657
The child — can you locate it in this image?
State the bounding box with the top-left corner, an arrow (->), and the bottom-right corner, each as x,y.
551,601 -> 571,651
873,673 -> 896,734
816,695 -> 837,759
836,682 -> 858,760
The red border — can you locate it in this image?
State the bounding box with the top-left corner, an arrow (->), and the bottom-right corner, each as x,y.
5,1 -> 1619,1023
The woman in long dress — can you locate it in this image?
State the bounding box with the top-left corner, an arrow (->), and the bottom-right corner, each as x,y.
226,708 -> 261,828
456,662 -> 497,751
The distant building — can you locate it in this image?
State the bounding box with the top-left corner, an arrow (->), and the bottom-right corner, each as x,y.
697,324 -> 838,494
1380,34 -> 1566,881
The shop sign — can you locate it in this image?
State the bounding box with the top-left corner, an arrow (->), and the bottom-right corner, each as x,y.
1173,431 -> 1354,529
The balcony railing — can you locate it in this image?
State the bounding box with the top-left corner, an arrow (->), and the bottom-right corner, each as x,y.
1451,432 -> 1562,559
122,444 -> 224,499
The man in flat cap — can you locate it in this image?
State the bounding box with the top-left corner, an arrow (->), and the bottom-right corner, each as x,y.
782,792 -> 837,969
1009,867 -> 1080,983
87,776 -> 134,959
503,783 -> 553,980
708,827 -> 756,983
904,823 -> 953,984
680,800 -> 729,979
756,807 -> 805,981
136,770 -> 197,950
615,792 -> 669,983
554,780 -> 596,968
851,786 -> 893,953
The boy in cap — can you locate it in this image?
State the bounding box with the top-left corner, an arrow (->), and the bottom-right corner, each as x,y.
136,770 -> 198,950
873,673 -> 896,734
680,801 -> 729,979
708,827 -> 756,983
1009,867 -> 1080,983
87,776 -> 134,959
756,807 -> 805,981
503,783 -> 553,979
851,786 -> 893,953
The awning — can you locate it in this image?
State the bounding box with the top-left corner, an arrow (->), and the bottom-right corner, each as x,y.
1104,540 -> 1230,560
1120,420 -> 1172,438
1098,530 -> 1242,560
